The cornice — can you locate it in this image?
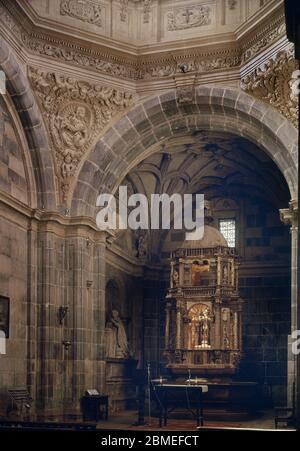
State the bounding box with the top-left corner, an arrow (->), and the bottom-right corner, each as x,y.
107,244 -> 145,276
238,5 -> 286,63
0,0 -> 287,84
0,190 -> 113,240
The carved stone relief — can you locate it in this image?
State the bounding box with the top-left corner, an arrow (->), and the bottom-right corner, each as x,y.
176,85 -> 195,104
241,20 -> 286,63
228,0 -> 237,10
0,2 -> 287,81
29,68 -> 135,201
142,55 -> 241,80
241,49 -> 298,128
167,5 -> 211,31
120,0 -> 129,22
142,0 -> 152,24
60,0 -> 102,26
0,0 -> 285,80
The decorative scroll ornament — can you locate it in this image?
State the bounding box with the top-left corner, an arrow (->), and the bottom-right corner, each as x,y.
60,0 -> 102,26
167,5 -> 211,31
241,49 -> 299,128
29,68 -> 135,201
120,0 -> 129,22
241,21 -> 286,63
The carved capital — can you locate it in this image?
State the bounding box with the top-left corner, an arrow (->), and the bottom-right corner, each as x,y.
280,200 -> 298,229
29,67 -> 135,202
241,48 -> 299,128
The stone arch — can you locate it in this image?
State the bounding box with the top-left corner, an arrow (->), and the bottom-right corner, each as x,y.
0,37 -> 57,210
72,86 -> 298,217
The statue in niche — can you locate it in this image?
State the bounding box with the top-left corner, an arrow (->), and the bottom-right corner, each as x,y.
222,265 -> 228,284
172,269 -> 179,287
134,230 -> 148,259
191,260 -> 210,285
105,309 -> 129,359
198,307 -> 213,348
222,308 -> 230,349
171,264 -> 179,287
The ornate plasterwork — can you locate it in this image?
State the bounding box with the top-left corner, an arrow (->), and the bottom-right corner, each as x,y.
60,0 -> 102,26
241,13 -> 286,63
29,68 -> 135,201
142,54 -> 241,79
228,0 -> 237,10
167,5 -> 211,31
22,33 -> 138,79
120,0 -> 129,22
176,85 -> 195,104
142,0 -> 152,24
241,49 -> 298,128
0,2 -> 286,82
132,0 -> 152,23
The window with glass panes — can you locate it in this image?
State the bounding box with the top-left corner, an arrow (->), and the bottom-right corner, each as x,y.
219,219 -> 236,248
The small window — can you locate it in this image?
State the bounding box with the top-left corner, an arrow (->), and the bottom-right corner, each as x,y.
219,219 -> 236,248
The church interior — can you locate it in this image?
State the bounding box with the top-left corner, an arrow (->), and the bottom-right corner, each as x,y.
0,0 -> 299,432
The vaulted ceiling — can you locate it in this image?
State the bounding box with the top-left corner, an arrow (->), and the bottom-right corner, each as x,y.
123,131 -> 290,208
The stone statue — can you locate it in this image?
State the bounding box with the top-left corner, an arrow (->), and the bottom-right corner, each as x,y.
135,231 -> 148,259
222,265 -> 228,284
198,307 -> 213,347
105,309 -> 129,359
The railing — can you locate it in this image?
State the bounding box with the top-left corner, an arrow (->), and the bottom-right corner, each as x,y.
167,349 -> 241,367
171,246 -> 237,259
183,287 -> 215,297
169,285 -> 235,298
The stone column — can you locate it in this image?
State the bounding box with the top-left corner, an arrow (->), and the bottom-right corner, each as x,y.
231,259 -> 235,286
93,231 -> 107,395
36,219 -> 108,416
217,256 -> 222,286
176,306 -> 182,349
178,259 -> 184,286
233,312 -> 238,349
214,306 -> 221,348
280,200 -> 298,409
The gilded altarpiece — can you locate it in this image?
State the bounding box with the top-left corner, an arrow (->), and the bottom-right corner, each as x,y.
164,238 -> 243,377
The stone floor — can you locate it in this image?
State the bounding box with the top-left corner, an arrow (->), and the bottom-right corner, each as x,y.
95,410 -> 280,431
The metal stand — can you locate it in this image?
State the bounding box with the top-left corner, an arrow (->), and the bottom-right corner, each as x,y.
147,363 -> 151,425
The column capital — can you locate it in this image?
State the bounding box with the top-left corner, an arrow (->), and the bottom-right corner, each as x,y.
280,200 -> 298,228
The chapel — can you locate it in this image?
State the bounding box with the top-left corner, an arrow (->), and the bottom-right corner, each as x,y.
0,0 -> 299,431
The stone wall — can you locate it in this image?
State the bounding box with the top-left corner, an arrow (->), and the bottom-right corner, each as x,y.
0,96 -> 31,415
104,261 -> 143,411
0,214 -> 28,414
34,230 -> 107,415
0,97 -> 29,205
